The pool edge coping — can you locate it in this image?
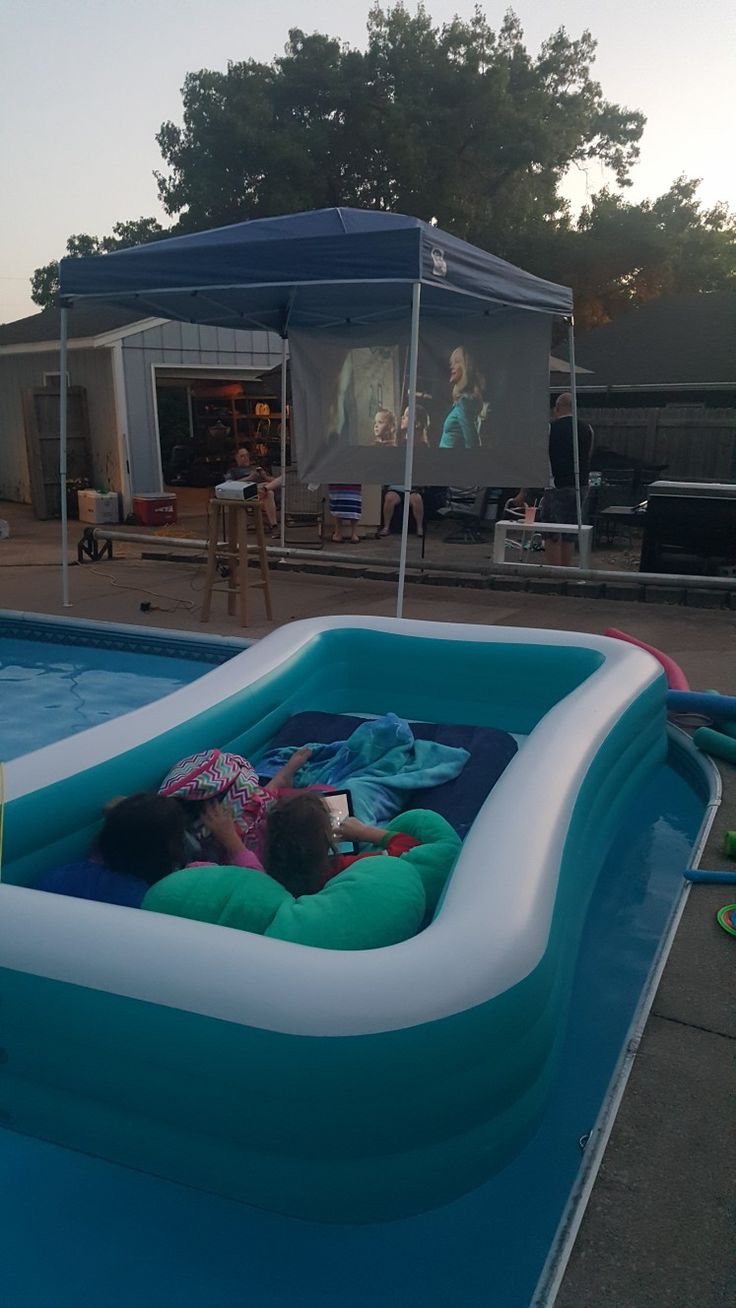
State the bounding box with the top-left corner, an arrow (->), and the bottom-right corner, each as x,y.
0,609 -> 252,663
530,727 -> 721,1308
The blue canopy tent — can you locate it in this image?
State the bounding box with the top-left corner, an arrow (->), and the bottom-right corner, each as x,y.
59,208 -> 575,615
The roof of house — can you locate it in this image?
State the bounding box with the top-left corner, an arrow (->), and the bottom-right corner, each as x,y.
570,292 -> 736,389
0,303 -> 150,347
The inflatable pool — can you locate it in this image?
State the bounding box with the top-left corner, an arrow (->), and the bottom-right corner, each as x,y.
0,618 -> 667,1222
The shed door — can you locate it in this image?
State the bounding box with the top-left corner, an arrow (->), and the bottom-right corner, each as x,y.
22,386 -> 92,518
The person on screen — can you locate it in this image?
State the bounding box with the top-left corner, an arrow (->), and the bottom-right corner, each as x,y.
372,408 -> 397,446
439,347 -> 486,449
399,404 -> 430,446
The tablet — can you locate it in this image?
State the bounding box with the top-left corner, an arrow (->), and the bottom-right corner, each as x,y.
322,790 -> 357,853
322,789 -> 353,828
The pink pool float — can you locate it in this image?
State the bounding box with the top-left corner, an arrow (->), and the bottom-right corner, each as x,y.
604,628 -> 690,692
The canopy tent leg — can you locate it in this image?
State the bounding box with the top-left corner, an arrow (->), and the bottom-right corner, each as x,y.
279,335 -> 288,548
567,318 -> 583,537
396,281 -> 422,619
60,305 -> 71,607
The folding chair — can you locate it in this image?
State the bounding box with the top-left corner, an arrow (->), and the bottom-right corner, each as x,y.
276,467 -> 325,549
437,487 -> 493,543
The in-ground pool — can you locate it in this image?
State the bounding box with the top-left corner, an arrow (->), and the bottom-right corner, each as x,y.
0,737 -> 712,1307
0,613 -> 248,760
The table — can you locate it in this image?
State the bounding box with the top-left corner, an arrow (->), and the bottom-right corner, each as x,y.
595,505 -> 645,549
492,519 -> 593,569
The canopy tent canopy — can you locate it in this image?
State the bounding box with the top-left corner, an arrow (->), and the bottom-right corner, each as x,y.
56,208 -> 578,617
59,207 -> 572,330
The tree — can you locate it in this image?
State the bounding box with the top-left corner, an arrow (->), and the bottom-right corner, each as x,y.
528,177 -> 736,329
154,5 -> 644,248
31,6 -> 735,326
31,217 -> 166,309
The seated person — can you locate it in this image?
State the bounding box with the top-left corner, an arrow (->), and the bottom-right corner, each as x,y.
378,406 -> 432,538
379,485 -> 425,538
37,793 -> 191,908
226,447 -> 280,533
38,792 -> 265,909
159,746 -> 313,862
261,791 -> 424,898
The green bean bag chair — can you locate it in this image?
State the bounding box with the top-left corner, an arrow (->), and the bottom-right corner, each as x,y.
143,810 -> 460,951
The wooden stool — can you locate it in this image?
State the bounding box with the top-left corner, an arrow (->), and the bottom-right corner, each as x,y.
200,498 -> 273,626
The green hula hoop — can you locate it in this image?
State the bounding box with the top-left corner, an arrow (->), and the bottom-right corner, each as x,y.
716,904 -> 736,938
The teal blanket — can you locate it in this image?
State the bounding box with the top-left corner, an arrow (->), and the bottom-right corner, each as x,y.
257,713 -> 469,823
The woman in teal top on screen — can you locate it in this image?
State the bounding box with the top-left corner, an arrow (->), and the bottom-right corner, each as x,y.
439,347 -> 486,449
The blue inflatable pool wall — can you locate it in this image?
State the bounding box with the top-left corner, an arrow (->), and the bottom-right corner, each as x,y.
0,618 -> 667,1222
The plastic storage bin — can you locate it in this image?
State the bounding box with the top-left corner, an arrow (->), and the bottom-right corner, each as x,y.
77,490 -> 120,525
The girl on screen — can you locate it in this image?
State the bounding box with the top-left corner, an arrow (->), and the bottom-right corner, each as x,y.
372,408 -> 397,445
439,347 -> 487,449
399,404 -> 430,446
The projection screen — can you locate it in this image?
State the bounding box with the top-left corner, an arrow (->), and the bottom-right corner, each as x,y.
290,309 -> 552,488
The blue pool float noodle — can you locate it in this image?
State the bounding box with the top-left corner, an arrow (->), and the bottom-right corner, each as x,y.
667,690 -> 736,721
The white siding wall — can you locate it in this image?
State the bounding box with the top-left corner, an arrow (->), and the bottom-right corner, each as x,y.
121,322 -> 282,493
0,348 -> 119,503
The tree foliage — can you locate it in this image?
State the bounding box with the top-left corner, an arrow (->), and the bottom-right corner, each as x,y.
506,176 -> 736,328
155,4 -> 644,245
31,5 -> 735,326
30,217 -> 165,308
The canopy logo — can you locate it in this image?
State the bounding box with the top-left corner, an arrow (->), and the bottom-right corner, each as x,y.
430,247 -> 448,278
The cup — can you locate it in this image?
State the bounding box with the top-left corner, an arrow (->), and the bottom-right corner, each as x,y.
523,505 -> 537,524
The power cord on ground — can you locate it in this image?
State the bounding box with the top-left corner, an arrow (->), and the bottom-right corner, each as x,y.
93,568 -> 199,614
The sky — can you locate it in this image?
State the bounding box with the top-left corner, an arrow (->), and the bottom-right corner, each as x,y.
1,0 -> 734,322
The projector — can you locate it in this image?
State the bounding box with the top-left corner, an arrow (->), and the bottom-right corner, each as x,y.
214,480 -> 259,503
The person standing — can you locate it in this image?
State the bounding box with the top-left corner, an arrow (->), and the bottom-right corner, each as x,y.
539,392 -> 594,567
328,484 -> 362,543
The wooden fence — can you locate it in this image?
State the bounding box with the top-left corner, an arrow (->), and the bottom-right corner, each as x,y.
579,405 -> 736,481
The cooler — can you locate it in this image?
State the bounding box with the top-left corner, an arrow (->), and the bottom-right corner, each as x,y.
133,493 -> 177,526
77,490 -> 120,525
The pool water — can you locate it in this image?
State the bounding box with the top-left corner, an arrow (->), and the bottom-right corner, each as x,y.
0,625 -> 241,761
0,748 -> 705,1307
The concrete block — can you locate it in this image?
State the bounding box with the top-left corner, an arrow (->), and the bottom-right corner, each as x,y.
566,582 -> 605,600
643,585 -> 686,605
490,576 -> 528,593
525,578 -> 565,595
603,583 -> 644,603
685,589 -> 728,609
